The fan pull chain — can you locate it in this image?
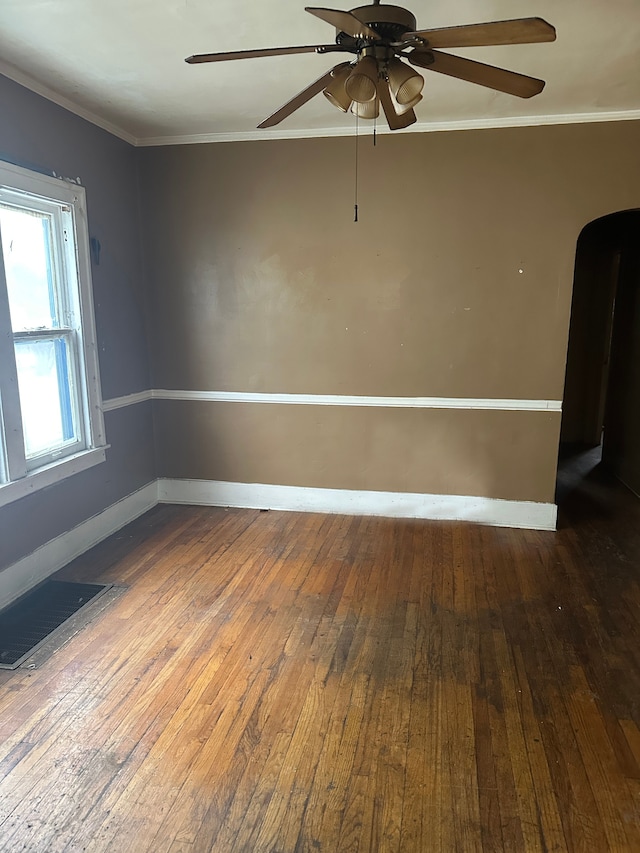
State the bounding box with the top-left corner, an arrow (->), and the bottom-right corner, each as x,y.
354,112 -> 359,223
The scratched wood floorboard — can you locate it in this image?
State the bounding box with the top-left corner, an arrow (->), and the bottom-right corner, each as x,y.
0,457 -> 639,852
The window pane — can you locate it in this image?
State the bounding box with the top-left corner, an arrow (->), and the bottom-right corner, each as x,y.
14,337 -> 78,459
0,204 -> 58,331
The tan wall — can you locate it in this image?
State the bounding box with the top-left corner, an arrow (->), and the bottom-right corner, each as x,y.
154,401 -> 560,503
139,120 -> 640,504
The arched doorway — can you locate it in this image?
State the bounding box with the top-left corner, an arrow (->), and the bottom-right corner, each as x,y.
558,210 -> 640,502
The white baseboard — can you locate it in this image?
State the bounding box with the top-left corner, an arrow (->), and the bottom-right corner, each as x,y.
0,481 -> 158,611
0,476 -> 557,612
158,478 -> 557,532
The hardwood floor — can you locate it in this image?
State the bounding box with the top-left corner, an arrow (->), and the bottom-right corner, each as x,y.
0,470 -> 639,851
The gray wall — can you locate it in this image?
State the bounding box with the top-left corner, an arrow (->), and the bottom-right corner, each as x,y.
0,75 -> 154,573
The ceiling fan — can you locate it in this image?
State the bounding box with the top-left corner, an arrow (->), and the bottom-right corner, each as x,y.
186,2 -> 556,131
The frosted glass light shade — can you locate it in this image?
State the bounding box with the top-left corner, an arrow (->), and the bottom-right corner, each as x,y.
345,56 -> 379,103
391,90 -> 423,114
351,97 -> 380,119
323,65 -> 353,112
387,58 -> 424,105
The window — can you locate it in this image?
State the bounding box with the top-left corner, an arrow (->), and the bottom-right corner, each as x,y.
0,161 -> 106,507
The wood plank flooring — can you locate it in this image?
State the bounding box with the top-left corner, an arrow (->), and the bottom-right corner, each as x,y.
0,466 -> 639,851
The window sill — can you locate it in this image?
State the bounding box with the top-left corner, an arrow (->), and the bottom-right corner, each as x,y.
0,445 -> 108,509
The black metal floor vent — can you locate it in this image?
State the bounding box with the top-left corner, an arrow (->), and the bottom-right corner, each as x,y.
0,580 -> 111,670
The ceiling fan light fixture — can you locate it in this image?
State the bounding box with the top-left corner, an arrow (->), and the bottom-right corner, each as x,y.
387,57 -> 424,105
391,88 -> 423,114
323,64 -> 353,112
345,55 -> 379,103
351,96 -> 380,120
187,6 -> 556,131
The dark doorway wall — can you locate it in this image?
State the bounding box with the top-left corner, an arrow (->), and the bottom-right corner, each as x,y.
561,211 -> 640,496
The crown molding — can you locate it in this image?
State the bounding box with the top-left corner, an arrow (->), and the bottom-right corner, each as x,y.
137,108 -> 640,147
0,62 -> 137,146
3,61 -> 639,149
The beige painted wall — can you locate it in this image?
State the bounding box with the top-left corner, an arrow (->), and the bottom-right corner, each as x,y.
139,120 -> 640,504
153,401 -> 560,503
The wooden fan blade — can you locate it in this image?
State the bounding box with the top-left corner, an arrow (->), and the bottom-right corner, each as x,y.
409,49 -> 545,98
305,7 -> 380,40
258,63 -> 350,128
377,80 -> 417,130
405,17 -> 556,48
186,45 -> 342,63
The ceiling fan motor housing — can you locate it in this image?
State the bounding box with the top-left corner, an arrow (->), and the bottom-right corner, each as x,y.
336,4 -> 417,49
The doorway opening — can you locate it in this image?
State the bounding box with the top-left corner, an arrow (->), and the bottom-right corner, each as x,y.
557,210 -> 640,510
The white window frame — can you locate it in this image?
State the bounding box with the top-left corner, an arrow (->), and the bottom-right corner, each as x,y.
0,160 -> 107,508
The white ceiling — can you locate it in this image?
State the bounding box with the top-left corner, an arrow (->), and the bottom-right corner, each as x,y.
1,0 -> 639,145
